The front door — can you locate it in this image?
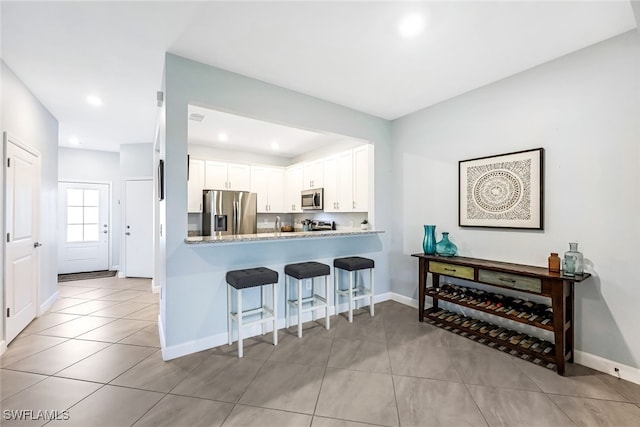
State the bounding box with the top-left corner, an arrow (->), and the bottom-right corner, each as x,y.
57,182 -> 110,274
125,179 -> 153,278
5,133 -> 41,343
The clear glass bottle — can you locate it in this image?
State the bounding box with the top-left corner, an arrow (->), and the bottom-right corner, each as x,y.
436,232 -> 458,257
562,243 -> 584,276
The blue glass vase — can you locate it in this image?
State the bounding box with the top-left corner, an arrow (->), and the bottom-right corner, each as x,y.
423,225 -> 436,254
436,232 -> 458,257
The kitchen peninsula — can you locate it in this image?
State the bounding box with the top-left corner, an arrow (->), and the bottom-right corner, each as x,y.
186,229 -> 382,244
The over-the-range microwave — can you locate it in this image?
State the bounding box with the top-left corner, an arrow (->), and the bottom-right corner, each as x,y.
301,188 -> 323,211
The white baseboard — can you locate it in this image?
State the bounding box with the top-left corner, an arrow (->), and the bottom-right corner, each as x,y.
0,340 -> 6,357
575,350 -> 640,386
117,271 -> 125,279
390,292 -> 419,308
39,291 -> 59,315
151,279 -> 160,294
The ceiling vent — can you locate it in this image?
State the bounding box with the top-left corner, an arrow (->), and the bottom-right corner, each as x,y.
188,113 -> 206,122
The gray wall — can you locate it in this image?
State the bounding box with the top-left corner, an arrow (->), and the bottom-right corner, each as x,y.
58,147 -> 121,270
161,54 -> 392,348
390,26 -> 640,369
1,61 -> 59,342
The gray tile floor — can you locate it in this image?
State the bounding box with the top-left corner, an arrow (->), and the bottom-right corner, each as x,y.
2,277 -> 640,426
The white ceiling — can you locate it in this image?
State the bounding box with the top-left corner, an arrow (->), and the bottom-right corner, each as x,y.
188,105 -> 345,158
1,1 -> 637,153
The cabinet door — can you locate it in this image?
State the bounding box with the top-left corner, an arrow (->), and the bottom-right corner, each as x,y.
285,165 -> 303,212
353,145 -> 369,211
337,150 -> 353,212
227,163 -> 251,191
267,168 -> 285,212
323,156 -> 338,212
187,159 -> 205,213
250,167 -> 270,213
204,161 -> 228,190
302,160 -> 323,189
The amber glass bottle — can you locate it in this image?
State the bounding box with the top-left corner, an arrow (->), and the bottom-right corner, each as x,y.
548,252 -> 561,273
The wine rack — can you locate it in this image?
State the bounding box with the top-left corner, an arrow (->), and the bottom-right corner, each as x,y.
412,254 -> 591,376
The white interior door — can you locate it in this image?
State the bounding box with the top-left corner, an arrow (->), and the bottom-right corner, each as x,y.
125,179 -> 153,278
5,135 -> 41,343
57,182 -> 110,274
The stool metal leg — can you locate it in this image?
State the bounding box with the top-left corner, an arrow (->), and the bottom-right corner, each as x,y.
273,282 -> 278,346
261,286 -> 266,335
237,288 -> 243,358
285,275 -> 290,330
334,269 -> 339,317
297,278 -> 303,338
227,284 -> 232,346
325,275 -> 330,330
370,267 -> 375,317
348,271 -> 354,323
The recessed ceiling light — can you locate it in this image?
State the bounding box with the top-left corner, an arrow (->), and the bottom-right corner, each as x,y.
217,133 -> 228,142
69,137 -> 80,145
398,13 -> 425,39
271,141 -> 279,150
86,95 -> 103,106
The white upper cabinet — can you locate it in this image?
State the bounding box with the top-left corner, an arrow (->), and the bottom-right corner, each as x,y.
227,163 -> 251,191
187,158 -> 205,213
205,161 -> 251,191
324,151 -> 354,212
251,166 -> 285,213
285,165 -> 303,213
302,160 -> 323,190
353,145 -> 369,212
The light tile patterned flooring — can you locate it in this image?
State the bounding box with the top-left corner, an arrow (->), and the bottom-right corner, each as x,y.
1,277 -> 640,426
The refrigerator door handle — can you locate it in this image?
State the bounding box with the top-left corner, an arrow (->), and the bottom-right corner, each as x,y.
233,200 -> 239,235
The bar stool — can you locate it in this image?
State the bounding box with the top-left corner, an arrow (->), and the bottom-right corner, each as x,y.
334,256 -> 375,323
226,267 -> 279,358
285,261 -> 331,338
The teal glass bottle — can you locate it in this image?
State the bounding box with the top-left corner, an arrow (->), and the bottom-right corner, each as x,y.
423,225 -> 436,254
436,232 -> 458,257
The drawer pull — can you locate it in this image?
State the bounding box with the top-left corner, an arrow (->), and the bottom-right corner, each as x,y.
499,277 -> 516,283
444,268 -> 457,272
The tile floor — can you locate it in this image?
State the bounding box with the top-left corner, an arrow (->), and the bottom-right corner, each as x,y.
2,277 -> 640,426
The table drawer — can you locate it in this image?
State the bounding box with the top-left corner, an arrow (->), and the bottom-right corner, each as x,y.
429,261 -> 474,280
478,269 -> 542,294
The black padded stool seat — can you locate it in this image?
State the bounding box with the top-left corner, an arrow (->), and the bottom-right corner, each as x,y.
334,256 -> 374,271
226,267 -> 278,290
285,262 -> 330,280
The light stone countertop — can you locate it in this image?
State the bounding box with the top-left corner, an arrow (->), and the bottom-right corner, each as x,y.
185,229 -> 383,244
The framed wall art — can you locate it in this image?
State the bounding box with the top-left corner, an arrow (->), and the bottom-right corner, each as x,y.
459,148 -> 544,229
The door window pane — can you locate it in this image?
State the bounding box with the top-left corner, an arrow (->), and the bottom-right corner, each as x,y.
67,189 -> 83,206
67,225 -> 84,242
84,189 -> 99,206
84,224 -> 99,241
66,187 -> 103,242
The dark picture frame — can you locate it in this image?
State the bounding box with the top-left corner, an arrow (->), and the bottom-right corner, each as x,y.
459,148 -> 544,230
158,159 -> 165,201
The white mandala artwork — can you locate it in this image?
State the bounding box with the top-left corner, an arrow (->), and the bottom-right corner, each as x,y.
459,149 -> 543,229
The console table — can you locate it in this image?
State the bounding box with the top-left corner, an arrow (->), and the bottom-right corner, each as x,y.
412,254 -> 590,375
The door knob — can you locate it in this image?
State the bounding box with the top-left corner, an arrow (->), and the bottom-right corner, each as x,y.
125,232 -> 131,236
103,230 -> 108,234
34,242 -> 43,248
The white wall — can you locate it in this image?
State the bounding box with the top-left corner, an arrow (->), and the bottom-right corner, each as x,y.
58,147 -> 121,270
1,61 -> 59,339
391,26 -> 640,370
161,53 -> 392,350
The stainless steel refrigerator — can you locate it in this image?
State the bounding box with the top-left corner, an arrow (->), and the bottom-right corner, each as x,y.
202,190 -> 257,236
